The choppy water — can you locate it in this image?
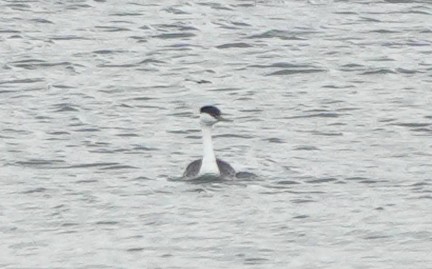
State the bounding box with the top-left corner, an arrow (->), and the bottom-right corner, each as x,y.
1,0 -> 431,268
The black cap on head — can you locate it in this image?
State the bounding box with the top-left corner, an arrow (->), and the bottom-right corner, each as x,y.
200,105 -> 221,118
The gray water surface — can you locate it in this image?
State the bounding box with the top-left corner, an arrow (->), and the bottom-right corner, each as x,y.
1,0 -> 431,268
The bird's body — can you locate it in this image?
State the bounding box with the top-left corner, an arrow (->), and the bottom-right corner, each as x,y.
183,159 -> 236,178
183,105 -> 236,179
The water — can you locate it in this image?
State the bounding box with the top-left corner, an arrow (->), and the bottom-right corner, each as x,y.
1,0 -> 431,268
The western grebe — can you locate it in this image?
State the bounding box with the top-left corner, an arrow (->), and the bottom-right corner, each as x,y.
183,105 -> 236,178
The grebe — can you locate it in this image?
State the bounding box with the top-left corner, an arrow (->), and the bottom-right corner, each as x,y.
183,105 -> 236,178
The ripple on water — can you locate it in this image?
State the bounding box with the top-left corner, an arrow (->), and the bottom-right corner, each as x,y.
216,42 -> 253,49
311,131 -> 343,136
360,68 -> 397,75
52,103 -> 79,112
153,32 -> 196,39
66,162 -> 120,169
9,60 -> 73,70
391,122 -> 432,135
21,187 -> 47,194
264,138 -> 285,144
162,7 -> 190,15
127,247 -> 145,252
291,198 -> 316,204
294,146 -> 320,151
306,177 -> 338,184
0,78 -> 44,85
345,177 -> 382,185
95,221 -> 119,226
50,35 -> 90,40
277,180 -> 301,185
266,68 -> 326,76
392,122 -> 431,128
100,165 -> 138,170
286,112 -> 341,119
248,29 -> 308,40
14,159 -> 65,168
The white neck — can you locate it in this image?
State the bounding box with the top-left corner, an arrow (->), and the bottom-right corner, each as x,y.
198,124 -> 220,176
